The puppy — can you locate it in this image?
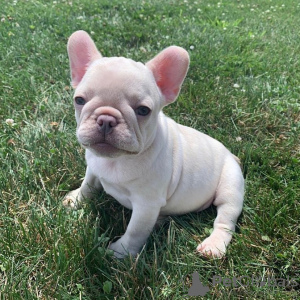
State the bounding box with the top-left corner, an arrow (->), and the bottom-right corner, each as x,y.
64,30 -> 244,259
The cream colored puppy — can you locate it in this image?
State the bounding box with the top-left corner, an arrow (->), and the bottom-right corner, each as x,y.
64,30 -> 244,259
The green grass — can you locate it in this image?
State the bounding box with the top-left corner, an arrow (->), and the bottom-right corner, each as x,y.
0,0 -> 299,299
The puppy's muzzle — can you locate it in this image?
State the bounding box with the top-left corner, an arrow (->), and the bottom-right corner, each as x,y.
97,114 -> 117,135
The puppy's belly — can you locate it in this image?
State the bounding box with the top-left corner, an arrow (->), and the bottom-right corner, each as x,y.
100,177 -> 216,215
100,179 -> 133,210
161,189 -> 215,215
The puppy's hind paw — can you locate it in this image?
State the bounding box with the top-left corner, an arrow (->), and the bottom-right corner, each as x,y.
196,238 -> 226,259
108,237 -> 140,259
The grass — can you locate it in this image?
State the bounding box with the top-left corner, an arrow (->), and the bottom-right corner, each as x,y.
0,0 -> 299,299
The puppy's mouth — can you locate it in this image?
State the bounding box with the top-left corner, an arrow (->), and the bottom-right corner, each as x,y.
82,141 -> 117,152
81,141 -> 137,157
77,117 -> 141,157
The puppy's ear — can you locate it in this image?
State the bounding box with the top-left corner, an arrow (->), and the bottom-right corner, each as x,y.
67,30 -> 102,88
146,46 -> 189,104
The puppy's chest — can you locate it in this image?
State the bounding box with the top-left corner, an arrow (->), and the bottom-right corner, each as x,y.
100,178 -> 133,210
87,155 -> 139,210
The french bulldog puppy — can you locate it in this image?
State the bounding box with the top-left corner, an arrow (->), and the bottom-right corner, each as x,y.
64,30 -> 244,259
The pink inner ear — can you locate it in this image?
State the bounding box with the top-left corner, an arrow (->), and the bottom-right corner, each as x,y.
153,55 -> 182,101
70,42 -> 90,87
67,31 -> 102,88
146,46 -> 189,104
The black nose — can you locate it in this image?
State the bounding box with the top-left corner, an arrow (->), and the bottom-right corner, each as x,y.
97,115 -> 117,134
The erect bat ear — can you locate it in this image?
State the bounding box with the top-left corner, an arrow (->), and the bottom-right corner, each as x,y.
146,46 -> 189,104
67,30 -> 102,88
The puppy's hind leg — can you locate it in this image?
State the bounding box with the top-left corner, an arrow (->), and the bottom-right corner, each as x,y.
197,156 -> 244,258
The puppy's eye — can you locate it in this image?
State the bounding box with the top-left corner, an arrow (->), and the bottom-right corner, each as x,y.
75,96 -> 86,105
136,106 -> 151,116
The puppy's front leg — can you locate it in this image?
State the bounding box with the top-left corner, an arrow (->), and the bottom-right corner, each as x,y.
63,167 -> 102,209
109,202 -> 162,258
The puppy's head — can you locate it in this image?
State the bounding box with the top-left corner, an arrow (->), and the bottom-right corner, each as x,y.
67,30 -> 189,158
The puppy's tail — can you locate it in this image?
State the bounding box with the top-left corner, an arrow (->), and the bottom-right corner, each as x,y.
233,154 -> 241,168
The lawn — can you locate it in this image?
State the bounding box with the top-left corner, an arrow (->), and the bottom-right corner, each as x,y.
0,0 -> 299,299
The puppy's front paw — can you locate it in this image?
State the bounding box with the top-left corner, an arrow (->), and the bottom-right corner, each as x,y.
108,237 -> 139,259
62,188 -> 82,210
196,237 -> 226,258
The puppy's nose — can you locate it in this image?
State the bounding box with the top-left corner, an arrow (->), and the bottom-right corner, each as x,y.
97,114 -> 117,134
